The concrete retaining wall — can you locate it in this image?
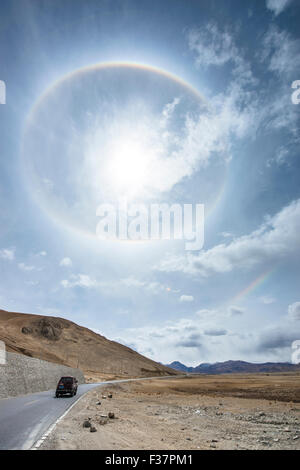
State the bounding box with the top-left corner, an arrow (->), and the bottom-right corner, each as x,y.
0,351 -> 85,399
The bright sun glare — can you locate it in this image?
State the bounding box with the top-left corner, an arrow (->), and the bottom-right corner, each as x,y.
106,136 -> 152,199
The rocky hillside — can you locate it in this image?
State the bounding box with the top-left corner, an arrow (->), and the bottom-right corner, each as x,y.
0,309 -> 178,379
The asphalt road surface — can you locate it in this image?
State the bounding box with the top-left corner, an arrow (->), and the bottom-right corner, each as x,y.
0,383 -> 102,450
0,376 -> 177,450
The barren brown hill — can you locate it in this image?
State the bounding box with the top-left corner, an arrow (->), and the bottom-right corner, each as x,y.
0,309 -> 178,379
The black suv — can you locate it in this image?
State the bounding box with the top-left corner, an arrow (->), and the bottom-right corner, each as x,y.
55,376 -> 78,397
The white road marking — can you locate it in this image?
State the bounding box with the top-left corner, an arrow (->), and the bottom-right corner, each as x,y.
30,375 -> 181,450
31,393 -> 88,450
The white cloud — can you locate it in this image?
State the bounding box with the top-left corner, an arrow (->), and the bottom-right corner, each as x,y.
61,280 -> 70,288
37,251 -> 47,256
119,277 -> 168,294
187,22 -> 255,85
260,296 -> 276,305
61,274 -> 97,289
266,0 -> 293,16
196,306 -> 244,320
188,23 -> 298,143
262,25 -> 300,78
188,23 -> 236,67
72,274 -> 97,288
185,21 -> 300,178
228,306 -> 245,316
0,248 -> 15,260
113,317 -> 206,364
288,302 -> 300,321
258,24 -> 300,143
84,64 -> 259,207
156,199 -> 300,276
107,307 -> 300,364
180,295 -> 194,303
60,257 -> 72,267
267,147 -> 289,167
196,308 -> 219,319
220,232 -> 233,239
160,97 -> 181,126
60,274 -> 170,296
111,315 -> 264,365
18,262 -> 35,272
120,277 -> 145,288
259,23 -> 300,134
256,325 -> 300,354
204,328 -> 227,336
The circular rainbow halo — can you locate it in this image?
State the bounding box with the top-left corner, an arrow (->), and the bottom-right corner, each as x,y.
21,62 -> 226,240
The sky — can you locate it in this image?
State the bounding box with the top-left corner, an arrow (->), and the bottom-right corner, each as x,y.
0,0 -> 300,366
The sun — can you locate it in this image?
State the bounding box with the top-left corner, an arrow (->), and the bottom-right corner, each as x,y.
105,134 -> 154,200
21,63 -> 217,239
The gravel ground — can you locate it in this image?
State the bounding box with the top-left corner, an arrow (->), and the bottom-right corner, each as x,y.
40,378 -> 300,450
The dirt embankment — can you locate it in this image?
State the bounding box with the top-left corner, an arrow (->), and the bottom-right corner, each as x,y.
41,375 -> 300,450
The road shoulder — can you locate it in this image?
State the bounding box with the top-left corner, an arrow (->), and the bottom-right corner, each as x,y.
39,378 -> 300,450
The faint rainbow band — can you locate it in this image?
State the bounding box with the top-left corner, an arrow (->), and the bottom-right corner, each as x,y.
25,61 -> 206,125
230,269 -> 274,304
21,61 -> 227,241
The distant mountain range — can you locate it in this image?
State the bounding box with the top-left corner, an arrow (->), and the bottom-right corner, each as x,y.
166,360 -> 300,374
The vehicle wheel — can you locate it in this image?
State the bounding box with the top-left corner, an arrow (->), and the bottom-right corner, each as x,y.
55,393 -> 59,398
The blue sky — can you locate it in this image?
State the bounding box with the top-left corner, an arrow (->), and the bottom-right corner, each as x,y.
0,0 -> 300,365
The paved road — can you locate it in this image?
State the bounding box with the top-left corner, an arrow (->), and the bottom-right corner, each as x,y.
0,375 -> 178,450
0,383 -> 102,450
